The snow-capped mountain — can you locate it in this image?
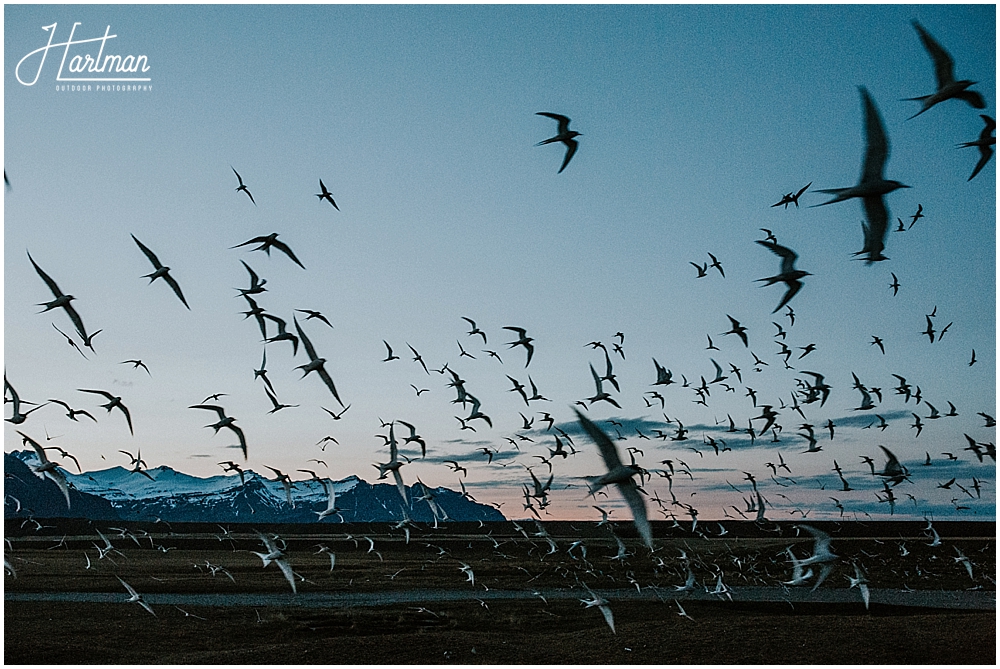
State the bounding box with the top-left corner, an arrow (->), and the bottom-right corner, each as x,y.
5,450 -> 504,523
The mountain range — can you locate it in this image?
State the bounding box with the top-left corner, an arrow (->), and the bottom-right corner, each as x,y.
4,450 -> 505,524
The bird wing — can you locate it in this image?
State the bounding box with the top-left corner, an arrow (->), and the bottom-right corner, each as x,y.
130,235 -> 163,269
756,240 -> 798,275
274,557 -> 297,594
19,431 -> 49,463
79,388 -> 114,401
241,260 -> 261,285
118,576 -> 139,597
558,138 -> 578,173
392,468 -> 408,506
27,252 -> 66,298
294,317 -> 320,361
118,403 -> 134,435
970,139 -> 994,181
879,445 -> 903,476
912,20 -> 955,89
537,111 -> 571,134
503,326 -> 527,338
61,302 -> 90,342
162,272 -> 190,309
270,238 -> 306,269
575,408 -> 625,472
231,236 -> 268,249
227,423 -> 248,460
860,196 -> 889,262
598,603 -> 616,634
189,404 -> 228,420
617,479 -> 654,550
316,367 -> 344,407
859,87 -> 890,183
589,363 -> 604,396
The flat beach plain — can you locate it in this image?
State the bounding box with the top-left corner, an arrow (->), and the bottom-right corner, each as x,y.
5,520 -> 995,664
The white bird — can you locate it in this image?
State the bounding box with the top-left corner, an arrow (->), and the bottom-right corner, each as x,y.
845,563 -> 870,610
575,409 -> 653,550
953,547 -> 974,579
674,565 -> 697,593
373,423 -> 408,507
252,533 -> 297,594
316,544 -> 337,571
792,525 -> 838,590
782,547 -> 815,586
925,520 -> 942,547
117,576 -> 156,616
19,431 -> 71,509
458,562 -> 475,587
315,479 -> 342,522
580,588 -> 615,634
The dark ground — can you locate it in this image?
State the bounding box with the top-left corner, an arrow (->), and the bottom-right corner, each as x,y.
5,520 -> 996,664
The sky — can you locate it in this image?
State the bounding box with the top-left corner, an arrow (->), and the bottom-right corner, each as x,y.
4,4 -> 996,523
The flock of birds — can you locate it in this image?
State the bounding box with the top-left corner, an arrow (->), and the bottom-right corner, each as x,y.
4,17 -> 996,625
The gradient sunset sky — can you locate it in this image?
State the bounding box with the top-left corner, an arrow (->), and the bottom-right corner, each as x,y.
5,4 -> 995,521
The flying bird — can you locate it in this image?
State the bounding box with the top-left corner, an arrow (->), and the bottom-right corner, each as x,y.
117,576 -> 156,616
461,317 -> 487,344
813,87 -> 908,263
252,533 -> 297,594
294,317 -> 345,407
407,343 -> 429,374
19,431 -> 71,509
722,315 -> 749,347
315,178 -> 339,210
535,112 -> 581,173
575,408 -> 653,550
237,260 -> 267,297
130,235 -> 190,309
27,252 -> 94,344
755,241 -> 810,313
707,252 -> 725,277
51,323 -> 88,359
5,377 -> 46,425
957,115 -> 995,181
189,404 -> 248,460
586,363 -> 621,409
905,20 -> 986,120
503,326 -> 535,366
295,309 -> 334,328
771,182 -> 811,208
231,167 -> 255,205
120,359 -> 151,375
231,233 -> 306,269
78,389 -> 133,435
47,398 -> 96,423
382,340 -> 399,362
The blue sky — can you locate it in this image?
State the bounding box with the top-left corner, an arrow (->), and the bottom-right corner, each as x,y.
5,4 -> 995,521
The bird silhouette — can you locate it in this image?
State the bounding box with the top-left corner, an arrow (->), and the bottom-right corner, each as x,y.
231,167 -> 256,205
755,241 -> 809,313
535,112 -> 581,173
957,115 -> 995,181
905,20 -> 985,119
813,87 -> 908,263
